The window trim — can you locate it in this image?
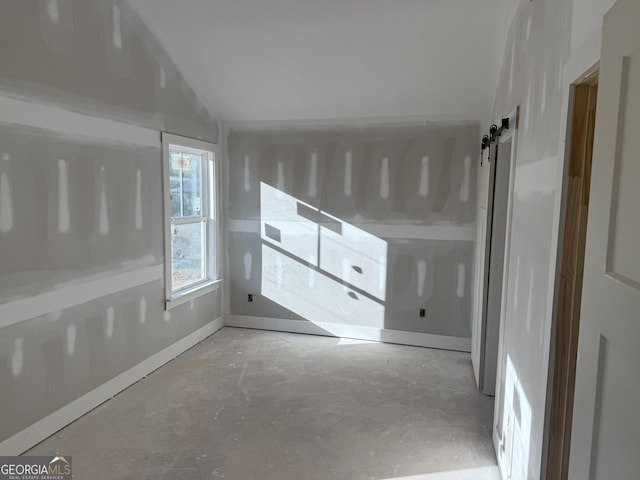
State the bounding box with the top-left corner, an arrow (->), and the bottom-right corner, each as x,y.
161,132 -> 221,310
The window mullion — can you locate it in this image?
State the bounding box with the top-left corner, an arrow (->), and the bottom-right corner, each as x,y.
172,216 -> 206,225
179,153 -> 184,217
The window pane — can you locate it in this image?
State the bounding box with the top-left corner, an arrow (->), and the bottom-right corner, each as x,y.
169,150 -> 203,218
172,221 -> 205,290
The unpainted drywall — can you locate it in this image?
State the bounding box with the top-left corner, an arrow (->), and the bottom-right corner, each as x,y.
0,0 -> 220,447
0,0 -> 218,142
491,0 -> 616,478
227,124 -> 477,340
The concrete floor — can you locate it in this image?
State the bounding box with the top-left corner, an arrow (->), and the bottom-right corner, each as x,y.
27,327 -> 499,480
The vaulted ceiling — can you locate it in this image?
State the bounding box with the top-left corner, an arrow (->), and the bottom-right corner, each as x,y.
128,0 -> 517,122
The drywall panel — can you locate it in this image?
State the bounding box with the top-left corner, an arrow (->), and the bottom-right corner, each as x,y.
0,127 -> 162,304
0,281 -> 219,442
0,0 -> 218,143
0,0 -> 221,449
491,0 -> 616,478
227,123 -> 477,343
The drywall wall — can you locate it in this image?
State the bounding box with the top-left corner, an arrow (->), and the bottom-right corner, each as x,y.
0,0 -> 221,451
490,0 -> 615,478
226,123 -> 478,349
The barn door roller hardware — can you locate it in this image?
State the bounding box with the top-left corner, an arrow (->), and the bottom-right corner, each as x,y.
480,117 -> 510,164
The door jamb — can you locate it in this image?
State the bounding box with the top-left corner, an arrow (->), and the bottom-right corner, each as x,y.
541,63 -> 599,480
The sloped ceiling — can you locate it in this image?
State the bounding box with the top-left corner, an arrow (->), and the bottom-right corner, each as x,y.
128,0 -> 517,122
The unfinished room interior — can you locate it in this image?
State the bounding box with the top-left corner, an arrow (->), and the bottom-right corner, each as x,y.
0,0 -> 638,478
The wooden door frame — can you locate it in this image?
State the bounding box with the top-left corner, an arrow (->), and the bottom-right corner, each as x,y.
542,64 -> 599,480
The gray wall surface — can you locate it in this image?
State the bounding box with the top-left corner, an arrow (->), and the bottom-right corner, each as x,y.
227,124 -> 478,340
0,0 -> 220,447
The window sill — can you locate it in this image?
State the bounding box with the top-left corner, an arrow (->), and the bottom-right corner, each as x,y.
165,278 -> 223,311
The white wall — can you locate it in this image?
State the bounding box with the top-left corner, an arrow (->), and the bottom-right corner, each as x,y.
491,0 -> 615,478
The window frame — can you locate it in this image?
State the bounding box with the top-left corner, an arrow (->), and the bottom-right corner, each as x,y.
162,132 -> 222,310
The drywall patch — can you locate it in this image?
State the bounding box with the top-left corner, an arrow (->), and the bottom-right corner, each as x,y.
540,72 -> 547,115
341,258 -> 352,291
308,255 -> 316,288
508,43 -> 516,94
98,165 -> 109,236
514,256 -> 521,312
457,263 -> 466,298
378,254 -> 386,292
47,0 -> 60,22
308,150 -> 318,197
139,297 -> 147,325
418,155 -> 430,197
460,155 -> 471,202
275,254 -> 283,287
11,338 -> 24,378
243,251 -> 253,281
344,150 -> 353,196
380,157 -> 390,199
159,66 -> 166,89
112,4 -> 123,49
135,169 -> 143,230
105,306 -> 115,338
526,268 -> 534,332
0,153 -> 13,233
417,259 -> 427,297
66,323 -> 77,357
58,159 -> 70,233
276,161 -> 285,192
244,155 -> 251,192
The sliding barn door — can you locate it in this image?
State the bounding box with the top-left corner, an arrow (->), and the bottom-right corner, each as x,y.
472,145 -> 495,391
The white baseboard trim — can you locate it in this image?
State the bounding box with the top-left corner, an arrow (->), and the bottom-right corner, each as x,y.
0,316 -> 224,455
226,315 -> 471,352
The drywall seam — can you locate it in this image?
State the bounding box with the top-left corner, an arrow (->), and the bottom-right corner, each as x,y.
0,265 -> 163,329
363,224 -> 475,242
225,113 -> 488,131
226,315 -> 471,352
0,316 -> 224,455
227,219 -> 475,241
0,95 -> 159,148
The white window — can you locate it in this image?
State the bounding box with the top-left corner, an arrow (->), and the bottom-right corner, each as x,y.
162,132 -> 221,308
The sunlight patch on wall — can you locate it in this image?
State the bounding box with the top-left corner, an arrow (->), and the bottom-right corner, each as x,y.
498,355 -> 532,480
260,182 -> 387,328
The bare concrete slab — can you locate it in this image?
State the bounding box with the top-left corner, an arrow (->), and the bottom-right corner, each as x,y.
27,327 -> 497,480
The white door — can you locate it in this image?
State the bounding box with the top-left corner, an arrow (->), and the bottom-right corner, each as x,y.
568,0 -> 640,477
472,145 -> 495,390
